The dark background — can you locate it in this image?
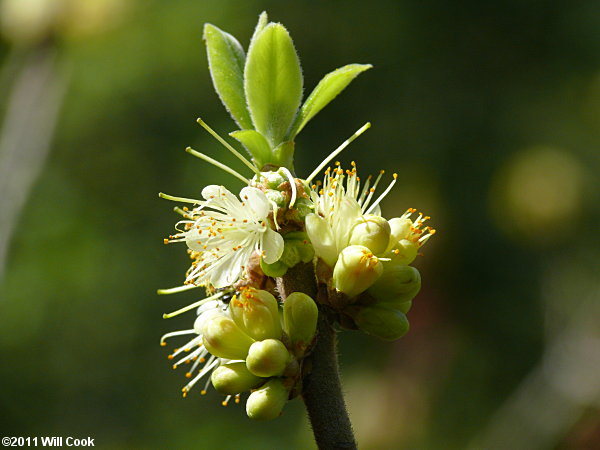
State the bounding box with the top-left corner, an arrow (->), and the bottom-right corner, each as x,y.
1,1 -> 598,448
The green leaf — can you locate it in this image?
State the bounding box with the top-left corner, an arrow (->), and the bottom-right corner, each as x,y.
203,24 -> 252,129
229,129 -> 271,167
271,141 -> 295,169
252,11 -> 269,39
288,64 -> 372,138
245,23 -> 303,147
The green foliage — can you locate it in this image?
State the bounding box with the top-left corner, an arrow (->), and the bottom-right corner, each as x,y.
230,129 -> 272,167
203,24 -> 252,129
244,23 -> 303,148
288,64 -> 372,138
202,12 -> 371,170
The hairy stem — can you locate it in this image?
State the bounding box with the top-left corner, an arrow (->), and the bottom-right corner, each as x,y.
278,265 -> 357,450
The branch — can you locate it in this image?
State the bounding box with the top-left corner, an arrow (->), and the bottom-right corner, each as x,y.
278,264 -> 357,450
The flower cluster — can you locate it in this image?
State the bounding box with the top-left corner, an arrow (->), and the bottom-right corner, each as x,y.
161,288 -> 317,419
306,162 -> 435,340
158,12 -> 436,420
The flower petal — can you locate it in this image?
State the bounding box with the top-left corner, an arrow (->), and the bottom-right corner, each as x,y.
201,185 -> 222,200
305,213 -> 338,266
261,228 -> 284,264
240,186 -> 270,218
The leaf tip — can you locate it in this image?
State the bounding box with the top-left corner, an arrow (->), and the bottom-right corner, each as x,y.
202,23 -> 217,40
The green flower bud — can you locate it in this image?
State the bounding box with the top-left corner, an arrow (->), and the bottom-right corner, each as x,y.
333,245 -> 383,298
260,259 -> 288,277
348,215 -> 391,255
246,339 -> 290,378
368,264 -> 421,307
292,197 -> 314,220
283,292 -> 318,355
263,171 -> 286,189
211,362 -> 265,395
397,300 -> 412,314
265,189 -> 286,208
230,288 -> 282,341
284,231 -> 314,263
351,305 -> 409,341
260,233 -> 315,276
246,378 -> 290,421
279,240 -> 301,268
202,314 -> 255,360
388,217 -> 412,244
388,239 -> 418,265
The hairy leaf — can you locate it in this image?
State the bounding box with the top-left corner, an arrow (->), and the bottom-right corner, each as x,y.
288,64 -> 372,138
203,24 -> 252,129
245,23 -> 303,147
229,129 -> 272,166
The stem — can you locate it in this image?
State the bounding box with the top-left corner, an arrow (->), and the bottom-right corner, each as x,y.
278,265 -> 357,450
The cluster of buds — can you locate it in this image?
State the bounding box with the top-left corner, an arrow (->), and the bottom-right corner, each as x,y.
162,287 -> 318,420
307,163 -> 435,340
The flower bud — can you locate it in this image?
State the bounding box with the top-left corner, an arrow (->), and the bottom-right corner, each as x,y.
351,305 -> 409,341
230,288 -> 282,341
305,213 -> 337,267
291,197 -> 313,220
211,362 -> 265,395
368,264 -> 421,307
333,245 -> 383,298
265,190 -> 286,208
288,232 -> 315,263
388,239 -> 418,265
246,339 -> 290,378
283,292 -> 318,355
279,240 -> 301,268
201,314 -> 254,360
262,171 -> 286,189
396,300 -> 412,314
388,217 -> 412,244
246,378 -> 289,421
348,215 -> 391,255
260,259 -> 288,277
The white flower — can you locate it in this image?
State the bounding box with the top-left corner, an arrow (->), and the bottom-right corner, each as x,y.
305,162 -> 397,266
166,185 -> 284,289
160,293 -> 239,404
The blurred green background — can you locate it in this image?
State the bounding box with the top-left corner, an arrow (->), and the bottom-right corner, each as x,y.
1,1 -> 599,449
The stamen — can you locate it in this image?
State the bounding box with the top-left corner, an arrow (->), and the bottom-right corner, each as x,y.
157,284 -> 200,295
361,171 -> 384,211
162,291 -> 225,319
173,207 -> 191,218
158,192 -> 201,204
201,377 -> 212,395
366,173 -> 397,214
196,118 -> 261,177
186,147 -> 250,184
306,122 -> 371,183
280,167 -> 297,208
159,329 -> 196,345
222,394 -> 232,406
184,356 -> 219,392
